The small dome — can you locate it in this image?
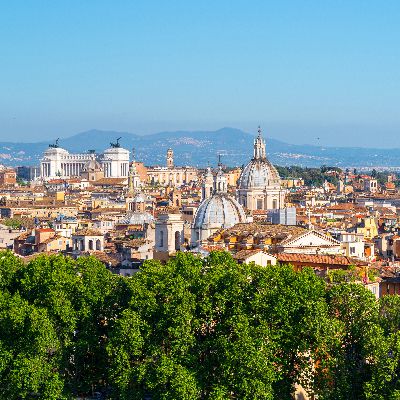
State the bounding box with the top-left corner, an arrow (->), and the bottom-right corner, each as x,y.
238,158 -> 281,190
131,192 -> 146,203
193,193 -> 246,229
82,159 -> 102,172
119,212 -> 154,225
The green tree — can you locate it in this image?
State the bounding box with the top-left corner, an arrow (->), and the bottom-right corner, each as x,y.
363,296 -> 400,399
0,291 -> 64,399
326,283 -> 379,399
0,250 -> 397,399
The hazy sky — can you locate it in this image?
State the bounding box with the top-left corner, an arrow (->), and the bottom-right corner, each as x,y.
1,1 -> 399,147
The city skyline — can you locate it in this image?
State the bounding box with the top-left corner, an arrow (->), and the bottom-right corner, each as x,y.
1,1 -> 400,146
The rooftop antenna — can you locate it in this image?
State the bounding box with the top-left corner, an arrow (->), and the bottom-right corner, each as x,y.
132,147 -> 135,162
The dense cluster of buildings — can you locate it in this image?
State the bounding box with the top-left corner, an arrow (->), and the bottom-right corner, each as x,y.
1,127 -> 400,298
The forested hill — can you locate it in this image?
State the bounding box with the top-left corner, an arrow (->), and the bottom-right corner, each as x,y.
275,165 -> 399,187
0,250 -> 398,399
2,127 -> 400,168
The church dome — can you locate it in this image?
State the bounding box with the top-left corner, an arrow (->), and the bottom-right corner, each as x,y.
119,212 -> 154,225
238,158 -> 281,189
193,193 -> 246,229
133,193 -> 146,203
237,127 -> 281,190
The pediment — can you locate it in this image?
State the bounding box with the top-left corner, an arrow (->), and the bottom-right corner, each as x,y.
281,230 -> 340,248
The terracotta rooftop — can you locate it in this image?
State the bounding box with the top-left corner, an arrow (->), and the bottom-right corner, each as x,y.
276,253 -> 367,266
74,228 -> 103,236
233,249 -> 263,260
218,223 -> 306,237
92,178 -> 126,185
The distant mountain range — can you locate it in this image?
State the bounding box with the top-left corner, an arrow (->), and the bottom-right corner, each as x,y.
0,127 -> 399,169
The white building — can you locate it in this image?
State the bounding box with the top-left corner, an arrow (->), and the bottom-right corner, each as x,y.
340,232 -> 366,260
364,178 -> 378,193
277,230 -> 343,255
40,139 -> 130,180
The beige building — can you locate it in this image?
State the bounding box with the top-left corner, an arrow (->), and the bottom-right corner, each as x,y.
146,149 -> 199,186
80,159 -> 104,182
225,168 -> 242,187
72,229 -> 104,253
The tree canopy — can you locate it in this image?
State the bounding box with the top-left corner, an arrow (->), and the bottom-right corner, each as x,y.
0,250 -> 398,399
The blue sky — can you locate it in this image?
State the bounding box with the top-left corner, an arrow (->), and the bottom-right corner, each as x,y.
1,1 -> 399,147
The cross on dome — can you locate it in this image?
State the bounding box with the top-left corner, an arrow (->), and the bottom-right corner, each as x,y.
253,125 -> 266,160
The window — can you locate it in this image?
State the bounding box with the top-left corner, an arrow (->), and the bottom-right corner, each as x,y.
175,231 -> 180,251
160,231 -> 164,247
272,199 -> 278,209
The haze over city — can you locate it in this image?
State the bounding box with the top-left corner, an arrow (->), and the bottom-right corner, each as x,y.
1,1 -> 400,147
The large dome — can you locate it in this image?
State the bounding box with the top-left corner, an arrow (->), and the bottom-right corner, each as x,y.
238,158 -> 281,190
238,127 -> 281,190
193,193 -> 246,229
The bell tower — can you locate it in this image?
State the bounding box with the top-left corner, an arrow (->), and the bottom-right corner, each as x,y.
128,148 -> 141,193
202,166 -> 214,200
167,148 -> 174,168
214,165 -> 227,193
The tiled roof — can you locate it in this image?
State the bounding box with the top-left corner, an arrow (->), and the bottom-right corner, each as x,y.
276,253 -> 366,266
74,228 -> 103,236
92,178 -> 126,185
233,249 -> 263,260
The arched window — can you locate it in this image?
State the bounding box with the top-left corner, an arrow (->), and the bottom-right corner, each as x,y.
160,230 -> 164,247
96,239 -> 101,251
88,239 -> 93,250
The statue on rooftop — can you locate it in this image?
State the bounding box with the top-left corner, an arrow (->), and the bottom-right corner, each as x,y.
110,137 -> 122,148
49,138 -> 60,148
